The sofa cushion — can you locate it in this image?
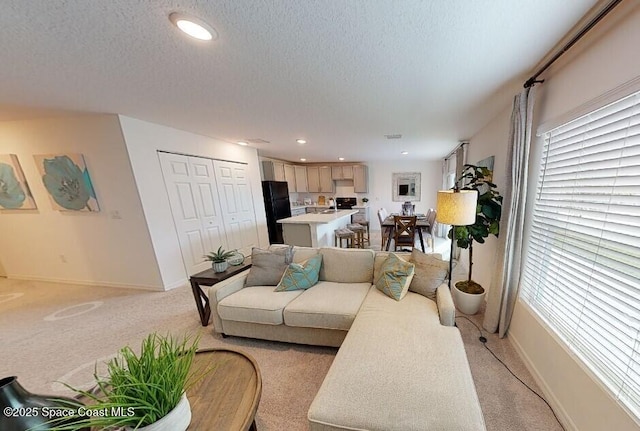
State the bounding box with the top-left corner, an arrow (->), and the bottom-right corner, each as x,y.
319,247 -> 375,283
283,281 -> 371,330
275,254 -> 323,291
246,246 -> 294,287
217,285 -> 303,325
409,248 -> 449,301
374,253 -> 415,301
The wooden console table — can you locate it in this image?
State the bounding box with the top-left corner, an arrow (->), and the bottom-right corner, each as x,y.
190,259 -> 252,326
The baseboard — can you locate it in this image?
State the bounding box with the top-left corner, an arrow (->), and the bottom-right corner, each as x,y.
163,278 -> 188,290
508,334 -> 578,431
6,274 -> 164,291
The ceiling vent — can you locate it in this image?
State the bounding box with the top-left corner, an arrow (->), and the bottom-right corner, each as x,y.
247,138 -> 270,144
384,134 -> 402,139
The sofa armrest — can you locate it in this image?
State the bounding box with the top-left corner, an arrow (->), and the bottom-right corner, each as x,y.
207,269 -> 250,332
436,283 -> 455,326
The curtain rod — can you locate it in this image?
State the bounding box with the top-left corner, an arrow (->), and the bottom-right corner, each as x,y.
444,141 -> 468,161
524,0 -> 623,88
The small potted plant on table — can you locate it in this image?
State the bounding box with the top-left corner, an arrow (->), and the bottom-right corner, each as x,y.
204,246 -> 235,273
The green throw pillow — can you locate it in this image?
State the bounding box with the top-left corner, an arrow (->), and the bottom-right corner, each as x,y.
275,254 -> 323,291
374,253 -> 415,301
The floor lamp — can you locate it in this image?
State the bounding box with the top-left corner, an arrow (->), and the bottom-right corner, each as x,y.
436,189 -> 477,289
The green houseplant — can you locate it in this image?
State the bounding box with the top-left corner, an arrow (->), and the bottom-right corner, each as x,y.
46,333 -> 203,431
204,246 -> 235,273
450,164 -> 502,312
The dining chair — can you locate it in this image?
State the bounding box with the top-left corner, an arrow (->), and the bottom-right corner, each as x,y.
393,215 -> 417,252
378,209 -> 392,250
424,210 -> 437,252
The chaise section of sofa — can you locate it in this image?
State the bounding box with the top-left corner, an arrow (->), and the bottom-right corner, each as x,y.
308,287 -> 486,431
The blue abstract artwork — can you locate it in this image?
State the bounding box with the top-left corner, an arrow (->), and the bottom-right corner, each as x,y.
0,154 -> 37,210
34,153 -> 100,212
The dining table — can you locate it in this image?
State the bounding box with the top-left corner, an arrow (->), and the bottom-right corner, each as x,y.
382,214 -> 432,252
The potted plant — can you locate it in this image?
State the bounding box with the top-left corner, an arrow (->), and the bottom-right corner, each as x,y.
47,333 -> 204,431
450,164 -> 502,314
204,246 -> 235,273
361,197 -> 369,205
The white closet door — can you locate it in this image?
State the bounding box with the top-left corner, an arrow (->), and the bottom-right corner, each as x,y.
159,153 -> 226,275
214,160 -> 259,256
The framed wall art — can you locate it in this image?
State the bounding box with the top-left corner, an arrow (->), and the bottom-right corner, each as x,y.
0,154 -> 37,210
33,153 -> 100,212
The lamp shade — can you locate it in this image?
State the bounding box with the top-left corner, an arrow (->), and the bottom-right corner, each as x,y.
436,190 -> 477,225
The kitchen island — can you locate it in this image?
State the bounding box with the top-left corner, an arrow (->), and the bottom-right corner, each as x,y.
277,210 -> 358,247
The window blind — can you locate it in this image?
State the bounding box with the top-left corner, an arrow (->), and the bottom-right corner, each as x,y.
520,90 -> 640,420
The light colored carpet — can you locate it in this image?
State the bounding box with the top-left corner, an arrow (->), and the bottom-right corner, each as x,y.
1,277 -> 562,430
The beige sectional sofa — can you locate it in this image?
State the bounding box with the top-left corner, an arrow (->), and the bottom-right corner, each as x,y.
207,246 -> 486,431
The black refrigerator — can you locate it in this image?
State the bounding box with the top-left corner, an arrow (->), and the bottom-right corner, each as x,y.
262,181 -> 291,244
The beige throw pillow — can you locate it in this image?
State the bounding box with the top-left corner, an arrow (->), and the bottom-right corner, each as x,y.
409,248 -> 449,301
245,246 -> 294,286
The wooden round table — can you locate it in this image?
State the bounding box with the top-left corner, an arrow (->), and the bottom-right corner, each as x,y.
188,348 -> 262,430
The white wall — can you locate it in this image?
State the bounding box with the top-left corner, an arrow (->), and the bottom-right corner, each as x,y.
119,116 -> 269,290
465,106 -> 511,293
366,159 -> 442,229
0,115 -> 163,289
471,2 -> 640,429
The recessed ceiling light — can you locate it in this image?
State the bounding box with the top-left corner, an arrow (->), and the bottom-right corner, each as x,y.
401,151 -> 409,155
338,157 -> 345,161
300,158 -> 307,161
237,141 -> 248,146
296,139 -> 307,144
169,13 -> 217,41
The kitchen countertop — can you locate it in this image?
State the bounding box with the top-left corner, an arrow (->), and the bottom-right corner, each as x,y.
290,204 -> 369,209
278,210 -> 358,224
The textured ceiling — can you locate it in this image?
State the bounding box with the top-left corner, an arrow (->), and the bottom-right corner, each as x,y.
0,0 -> 598,162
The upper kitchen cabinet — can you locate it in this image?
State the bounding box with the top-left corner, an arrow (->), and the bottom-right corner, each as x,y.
331,165 -> 354,180
319,166 -> 334,193
307,166 -> 320,192
284,164 -> 297,192
353,165 -> 368,193
294,165 -> 308,192
262,160 -> 286,182
308,166 -> 333,193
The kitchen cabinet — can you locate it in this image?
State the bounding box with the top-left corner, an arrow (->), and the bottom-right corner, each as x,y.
353,165 -> 368,193
291,207 -> 306,217
294,165 -> 308,192
331,165 -> 354,180
262,161 -> 286,182
307,166 -> 320,192
284,164 -> 296,192
319,166 -> 334,193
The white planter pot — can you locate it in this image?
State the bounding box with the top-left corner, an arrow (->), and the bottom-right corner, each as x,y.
126,394 -> 191,431
452,283 -> 486,315
212,261 -> 228,273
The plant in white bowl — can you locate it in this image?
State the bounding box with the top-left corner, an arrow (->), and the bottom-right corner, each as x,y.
47,333 -> 205,431
204,246 -> 235,273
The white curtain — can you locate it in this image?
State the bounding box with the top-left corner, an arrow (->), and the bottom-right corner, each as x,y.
483,87 -> 536,337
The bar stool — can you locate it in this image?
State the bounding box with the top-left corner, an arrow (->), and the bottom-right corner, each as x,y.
347,223 -> 366,249
352,214 -> 370,246
335,228 -> 355,248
